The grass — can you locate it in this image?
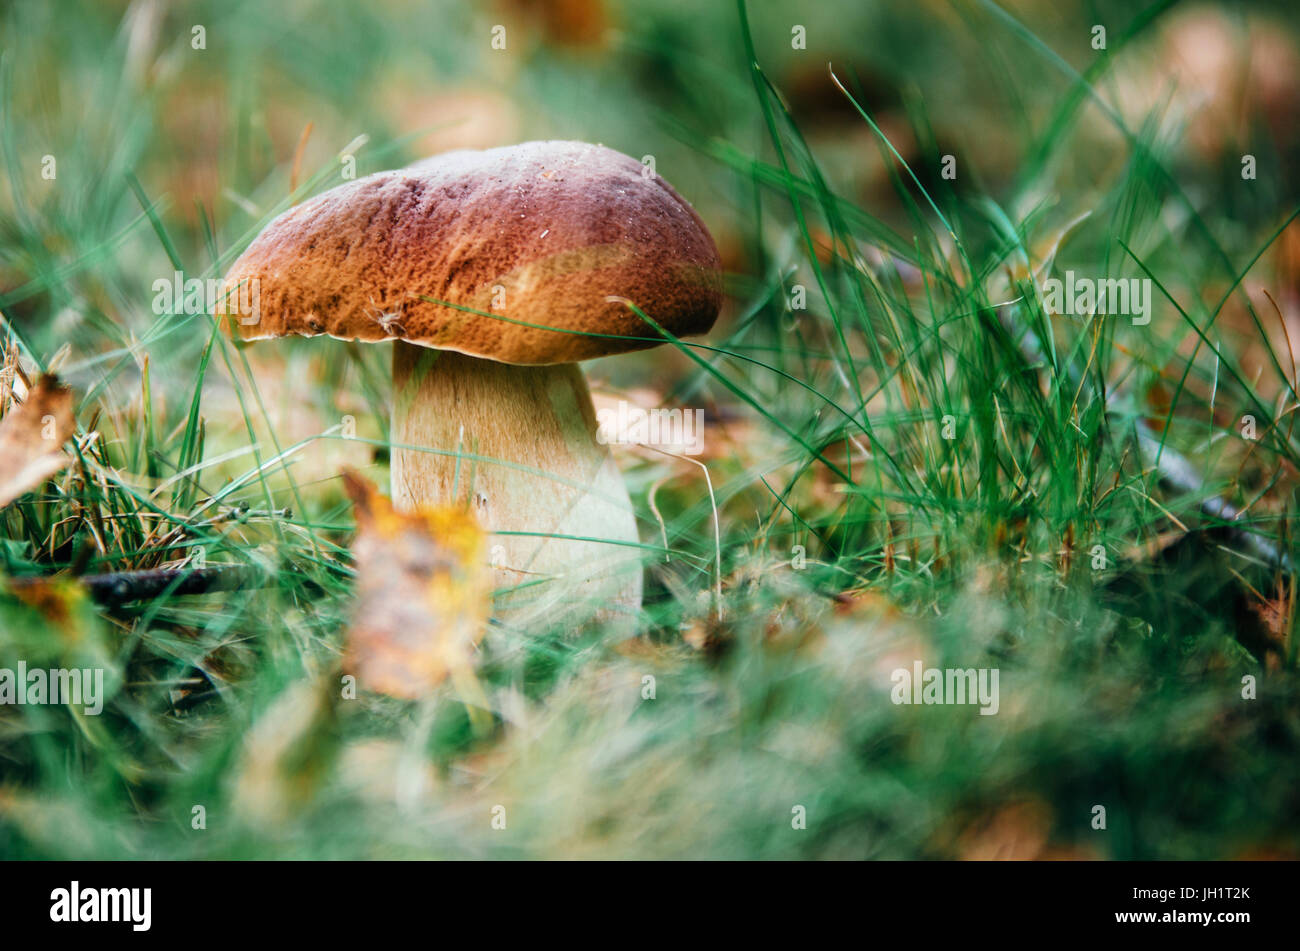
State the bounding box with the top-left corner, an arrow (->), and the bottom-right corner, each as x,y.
1,0 -> 1298,859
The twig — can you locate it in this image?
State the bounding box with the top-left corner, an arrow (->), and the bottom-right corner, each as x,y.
9,565 -> 265,604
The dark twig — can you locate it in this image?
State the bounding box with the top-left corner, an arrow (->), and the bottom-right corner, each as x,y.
9,565 -> 265,604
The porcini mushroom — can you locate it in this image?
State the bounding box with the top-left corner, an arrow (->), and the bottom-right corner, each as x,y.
224,141 -> 722,630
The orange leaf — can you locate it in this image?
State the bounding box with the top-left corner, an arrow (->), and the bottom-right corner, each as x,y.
0,375 -> 74,508
342,470 -> 491,700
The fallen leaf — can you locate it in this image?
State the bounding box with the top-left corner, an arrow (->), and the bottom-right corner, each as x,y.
7,575 -> 84,631
956,800 -> 1054,861
0,375 -> 74,507
342,469 -> 491,700
1246,578 -> 1293,666
3,573 -> 106,663
505,0 -> 610,49
680,613 -> 731,656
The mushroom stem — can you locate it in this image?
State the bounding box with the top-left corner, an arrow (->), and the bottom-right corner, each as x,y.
390,340 -> 642,631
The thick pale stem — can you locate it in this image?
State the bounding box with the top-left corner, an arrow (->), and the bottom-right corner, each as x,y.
391,341 -> 642,632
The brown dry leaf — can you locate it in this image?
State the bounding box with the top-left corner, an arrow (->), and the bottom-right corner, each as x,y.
833,587 -> 902,621
0,375 -> 74,508
343,469 -> 491,701
1250,597 -> 1289,644
7,575 -> 84,630
1156,9 -> 1300,162
505,0 -> 610,49
1141,379 -> 1174,432
1246,578 -> 1293,665
956,800 -> 1054,861
680,613 -> 730,656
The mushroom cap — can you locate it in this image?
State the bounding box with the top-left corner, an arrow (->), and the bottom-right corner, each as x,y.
225,141 -> 723,364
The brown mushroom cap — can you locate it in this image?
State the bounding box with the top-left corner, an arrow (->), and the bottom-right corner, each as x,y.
225,140 -> 722,364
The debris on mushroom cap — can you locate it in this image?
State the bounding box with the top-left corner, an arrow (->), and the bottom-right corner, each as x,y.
225,140 -> 723,364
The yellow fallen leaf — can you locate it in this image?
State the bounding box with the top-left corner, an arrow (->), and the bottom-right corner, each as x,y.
0,375 -> 74,508
342,469 -> 491,702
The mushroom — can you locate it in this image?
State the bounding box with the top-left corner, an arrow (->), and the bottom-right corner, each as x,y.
224,141 -> 722,631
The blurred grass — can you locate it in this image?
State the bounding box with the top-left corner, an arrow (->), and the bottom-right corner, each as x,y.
1,0 -> 1299,859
